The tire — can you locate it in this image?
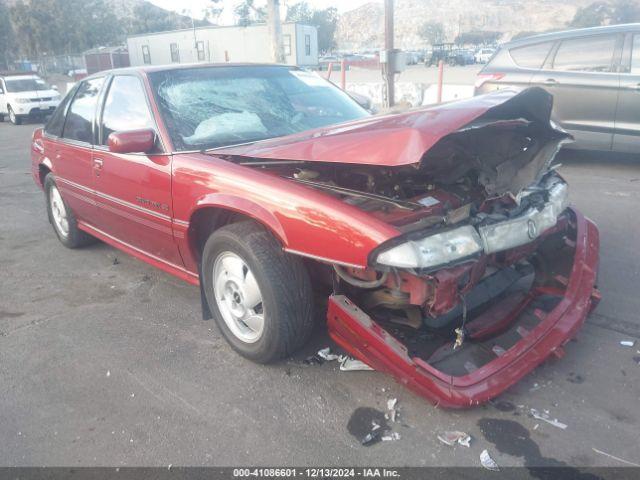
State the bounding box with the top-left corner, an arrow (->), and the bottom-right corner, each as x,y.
8,106 -> 22,125
44,173 -> 95,248
201,221 -> 314,363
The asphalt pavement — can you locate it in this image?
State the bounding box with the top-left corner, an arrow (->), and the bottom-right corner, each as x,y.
1,120 -> 639,468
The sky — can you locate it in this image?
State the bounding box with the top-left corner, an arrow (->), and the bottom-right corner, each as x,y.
147,0 -> 379,25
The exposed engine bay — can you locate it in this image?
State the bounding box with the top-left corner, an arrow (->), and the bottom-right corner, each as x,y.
222,92 -> 577,376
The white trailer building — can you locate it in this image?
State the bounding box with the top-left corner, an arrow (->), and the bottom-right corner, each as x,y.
127,23 -> 318,67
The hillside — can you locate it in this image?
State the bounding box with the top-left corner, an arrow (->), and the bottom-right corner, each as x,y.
336,0 -> 595,50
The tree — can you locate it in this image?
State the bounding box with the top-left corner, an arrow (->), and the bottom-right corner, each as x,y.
235,0 -> 266,26
418,22 -> 445,45
285,1 -> 337,54
0,0 -> 15,68
455,30 -> 501,46
569,0 -> 640,28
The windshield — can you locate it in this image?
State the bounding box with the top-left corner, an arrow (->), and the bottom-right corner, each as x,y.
148,66 -> 369,151
5,78 -> 50,92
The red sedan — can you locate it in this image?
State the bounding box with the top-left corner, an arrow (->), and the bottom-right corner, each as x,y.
31,64 -> 600,408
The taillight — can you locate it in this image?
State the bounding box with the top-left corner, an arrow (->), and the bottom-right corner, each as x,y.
474,73 -> 505,90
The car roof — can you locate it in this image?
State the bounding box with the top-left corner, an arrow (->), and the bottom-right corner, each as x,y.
82,63 -> 296,81
503,23 -> 640,48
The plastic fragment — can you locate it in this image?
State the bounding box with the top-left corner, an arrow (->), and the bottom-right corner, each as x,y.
382,432 -> 401,441
437,431 -> 472,447
387,398 -> 397,410
480,449 -> 500,471
530,408 -> 567,429
339,355 -> 374,371
317,347 -> 339,361
620,340 -> 636,347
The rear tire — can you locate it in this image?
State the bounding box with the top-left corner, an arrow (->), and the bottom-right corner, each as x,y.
201,221 -> 314,364
44,174 -> 95,248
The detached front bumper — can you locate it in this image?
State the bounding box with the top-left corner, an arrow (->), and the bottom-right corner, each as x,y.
327,207 -> 600,408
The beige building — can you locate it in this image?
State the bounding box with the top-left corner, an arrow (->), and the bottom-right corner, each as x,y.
127,23 -> 318,67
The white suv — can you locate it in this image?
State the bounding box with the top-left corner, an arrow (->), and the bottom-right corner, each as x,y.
0,74 -> 61,125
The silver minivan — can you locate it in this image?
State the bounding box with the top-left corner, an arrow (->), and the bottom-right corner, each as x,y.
475,24 -> 640,153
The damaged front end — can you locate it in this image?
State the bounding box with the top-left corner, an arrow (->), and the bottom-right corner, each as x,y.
222,88 -> 601,407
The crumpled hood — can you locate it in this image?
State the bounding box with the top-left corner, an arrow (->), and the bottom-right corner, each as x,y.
212,87 -> 555,167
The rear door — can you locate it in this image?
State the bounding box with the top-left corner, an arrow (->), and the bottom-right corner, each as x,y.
530,33 -> 622,150
54,77 -> 105,223
92,74 -> 181,266
613,32 -> 640,153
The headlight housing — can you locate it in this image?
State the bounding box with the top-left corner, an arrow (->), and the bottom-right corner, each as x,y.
375,225 -> 483,269
15,98 -> 31,104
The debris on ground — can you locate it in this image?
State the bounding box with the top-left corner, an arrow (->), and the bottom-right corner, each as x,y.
112,257 -> 120,265
480,449 -> 500,471
385,398 -> 399,422
437,431 -> 472,447
106,370 -> 111,377
529,408 -> 567,430
317,347 -> 340,361
381,432 -> 401,441
620,340 -> 636,347
303,353 -> 324,365
339,356 -> 374,371
361,420 -> 382,446
633,356 -> 640,365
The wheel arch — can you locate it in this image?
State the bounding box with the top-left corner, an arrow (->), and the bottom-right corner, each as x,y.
185,195 -> 289,262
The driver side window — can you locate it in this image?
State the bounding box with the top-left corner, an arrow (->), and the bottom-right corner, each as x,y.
100,75 -> 154,145
62,77 -> 104,144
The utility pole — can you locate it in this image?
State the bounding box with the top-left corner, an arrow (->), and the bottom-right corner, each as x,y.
383,0 -> 395,108
267,0 -> 285,64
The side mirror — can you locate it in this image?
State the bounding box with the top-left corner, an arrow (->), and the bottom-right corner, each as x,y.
108,129 -> 156,154
52,85 -> 59,92
348,91 -> 376,113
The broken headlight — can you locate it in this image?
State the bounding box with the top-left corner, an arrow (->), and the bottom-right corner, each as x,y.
375,226 -> 483,269
479,180 -> 568,254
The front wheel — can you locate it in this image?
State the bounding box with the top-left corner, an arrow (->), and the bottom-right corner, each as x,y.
8,106 -> 22,125
201,221 -> 314,363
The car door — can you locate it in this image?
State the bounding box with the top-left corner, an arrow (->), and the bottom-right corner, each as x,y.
92,74 -> 182,266
530,33 -> 622,150
613,32 -> 640,153
53,77 -> 105,223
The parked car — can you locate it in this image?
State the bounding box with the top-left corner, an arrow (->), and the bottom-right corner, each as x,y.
0,73 -> 61,124
426,43 -> 455,66
475,47 -> 496,64
449,48 -> 476,66
475,24 -> 640,153
31,64 -> 600,408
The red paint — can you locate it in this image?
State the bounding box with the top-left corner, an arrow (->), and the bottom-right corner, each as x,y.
213,88 -> 533,166
107,128 -> 156,154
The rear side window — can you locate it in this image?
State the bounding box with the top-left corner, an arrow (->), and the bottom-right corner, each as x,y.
509,42 -> 554,68
552,35 -> 617,72
45,86 -> 76,137
100,75 -> 154,145
62,77 -> 104,144
631,35 -> 640,74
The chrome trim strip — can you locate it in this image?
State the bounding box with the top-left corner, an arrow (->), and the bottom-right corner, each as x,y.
56,176 -> 171,222
284,248 -> 365,270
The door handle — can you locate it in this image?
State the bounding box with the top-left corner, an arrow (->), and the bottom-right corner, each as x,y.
542,78 -> 558,86
93,158 -> 103,176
